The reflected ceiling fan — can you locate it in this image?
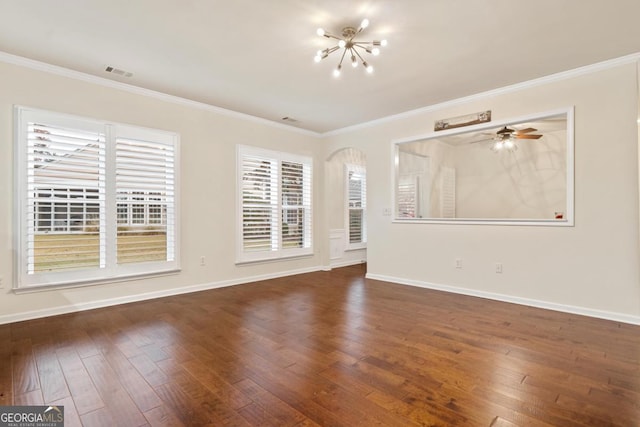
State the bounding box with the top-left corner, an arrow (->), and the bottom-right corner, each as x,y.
472,126 -> 543,152
495,126 -> 542,140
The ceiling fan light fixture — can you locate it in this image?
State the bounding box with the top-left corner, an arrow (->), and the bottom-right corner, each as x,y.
314,18 -> 386,76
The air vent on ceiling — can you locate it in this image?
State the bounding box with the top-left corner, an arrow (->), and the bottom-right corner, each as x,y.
105,66 -> 133,78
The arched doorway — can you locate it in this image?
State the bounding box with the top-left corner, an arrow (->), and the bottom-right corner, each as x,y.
325,148 -> 367,269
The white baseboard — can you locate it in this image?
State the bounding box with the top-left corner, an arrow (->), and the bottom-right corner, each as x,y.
7,267 -> 637,327
366,273 -> 640,326
329,259 -> 366,269
0,266 -> 323,325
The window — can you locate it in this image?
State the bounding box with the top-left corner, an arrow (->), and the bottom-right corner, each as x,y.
14,106 -> 179,289
345,164 -> 366,249
237,145 -> 312,263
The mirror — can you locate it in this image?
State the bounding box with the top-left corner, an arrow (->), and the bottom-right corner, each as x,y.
393,108 -> 573,225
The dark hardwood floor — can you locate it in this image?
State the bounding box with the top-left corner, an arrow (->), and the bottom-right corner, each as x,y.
1,264 -> 639,426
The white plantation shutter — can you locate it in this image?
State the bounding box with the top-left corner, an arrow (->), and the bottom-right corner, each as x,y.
440,166 -> 456,218
237,146 -> 312,263
346,165 -> 366,247
397,175 -> 418,218
241,154 -> 279,252
15,107 -> 179,290
281,161 -> 312,249
26,121 -> 106,273
116,130 -> 176,264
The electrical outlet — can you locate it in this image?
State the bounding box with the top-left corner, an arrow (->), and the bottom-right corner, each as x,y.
200,256 -> 206,266
455,258 -> 462,269
495,263 -> 503,274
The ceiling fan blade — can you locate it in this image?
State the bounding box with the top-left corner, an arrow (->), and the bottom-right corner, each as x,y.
516,134 -> 542,139
515,127 -> 537,134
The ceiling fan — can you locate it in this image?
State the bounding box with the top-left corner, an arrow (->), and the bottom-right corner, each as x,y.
494,126 -> 543,140
471,126 -> 543,152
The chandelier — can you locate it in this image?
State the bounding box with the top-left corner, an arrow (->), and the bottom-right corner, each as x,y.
314,19 -> 387,77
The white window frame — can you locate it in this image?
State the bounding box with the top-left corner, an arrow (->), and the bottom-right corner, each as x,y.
14,106 -> 180,290
345,164 -> 367,250
236,145 -> 313,263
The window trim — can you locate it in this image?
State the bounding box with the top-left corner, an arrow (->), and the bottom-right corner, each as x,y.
345,163 -> 367,251
14,106 -> 180,290
236,145 -> 313,264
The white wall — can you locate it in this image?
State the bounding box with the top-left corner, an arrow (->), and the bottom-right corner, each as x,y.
1,56 -> 639,325
0,60 -> 324,323
324,62 -> 640,321
454,128 -> 567,219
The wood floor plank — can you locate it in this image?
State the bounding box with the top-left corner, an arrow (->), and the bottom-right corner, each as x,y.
82,354 -> 148,427
143,404 -> 185,427
235,378 -> 307,426
14,389 -> 43,406
179,359 -> 252,410
11,338 -> 40,395
3,265 -> 640,426
100,345 -> 163,413
51,395 -> 83,427
128,353 -> 170,388
0,324 -> 13,406
80,407 -> 118,427
55,345 -> 105,415
33,340 -> 71,403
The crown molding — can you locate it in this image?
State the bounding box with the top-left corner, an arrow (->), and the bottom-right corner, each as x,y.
2,50 -> 639,139
323,52 -> 640,137
0,51 -> 321,138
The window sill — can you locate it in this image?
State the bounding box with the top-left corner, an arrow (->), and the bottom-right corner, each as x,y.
235,253 -> 314,266
14,268 -> 181,294
345,244 -> 367,252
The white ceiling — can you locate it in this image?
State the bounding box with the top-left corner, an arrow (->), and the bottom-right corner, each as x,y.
1,0 -> 640,134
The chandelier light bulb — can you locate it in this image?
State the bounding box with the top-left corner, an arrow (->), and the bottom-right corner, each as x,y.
338,40 -> 346,48
316,28 -> 326,37
351,55 -> 358,67
314,55 -> 321,63
360,18 -> 369,29
372,47 -> 380,56
381,39 -> 388,47
333,64 -> 342,77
